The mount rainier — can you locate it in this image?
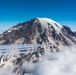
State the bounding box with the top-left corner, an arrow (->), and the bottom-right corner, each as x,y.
0,18 -> 76,75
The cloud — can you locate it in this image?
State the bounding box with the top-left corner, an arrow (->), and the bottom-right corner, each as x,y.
0,46 -> 76,75
23,46 -> 76,75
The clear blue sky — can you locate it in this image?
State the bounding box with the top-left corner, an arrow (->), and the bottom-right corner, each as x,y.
0,0 -> 76,33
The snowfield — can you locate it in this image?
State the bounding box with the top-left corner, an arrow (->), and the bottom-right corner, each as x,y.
0,46 -> 76,75
37,18 -> 63,33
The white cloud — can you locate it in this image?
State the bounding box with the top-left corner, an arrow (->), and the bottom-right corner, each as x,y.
24,46 -> 76,75
0,46 -> 76,75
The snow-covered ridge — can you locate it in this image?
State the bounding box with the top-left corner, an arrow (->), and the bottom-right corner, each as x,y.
37,18 -> 63,33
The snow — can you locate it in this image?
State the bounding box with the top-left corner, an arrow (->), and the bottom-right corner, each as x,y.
37,18 -> 63,33
43,18 -> 63,29
37,18 -> 49,31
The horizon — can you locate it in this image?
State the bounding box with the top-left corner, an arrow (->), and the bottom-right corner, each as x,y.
0,0 -> 76,33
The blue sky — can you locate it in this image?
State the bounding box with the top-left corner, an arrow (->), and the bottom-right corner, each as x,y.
0,0 -> 76,33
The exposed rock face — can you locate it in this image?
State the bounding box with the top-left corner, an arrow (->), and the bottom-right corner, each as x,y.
62,25 -> 76,45
62,26 -> 74,36
74,31 -> 76,36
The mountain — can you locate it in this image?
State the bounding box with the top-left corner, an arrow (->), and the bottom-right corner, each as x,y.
74,31 -> 76,34
0,18 -> 76,75
0,18 -> 76,47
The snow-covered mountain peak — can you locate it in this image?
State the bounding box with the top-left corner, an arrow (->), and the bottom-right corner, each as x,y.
1,17 -> 76,46
37,18 -> 63,33
43,18 -> 63,29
